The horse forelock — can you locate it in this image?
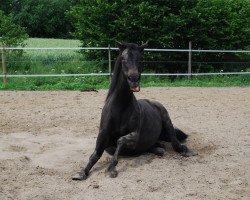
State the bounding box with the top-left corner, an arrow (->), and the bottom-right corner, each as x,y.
121,43 -> 139,49
121,45 -> 141,61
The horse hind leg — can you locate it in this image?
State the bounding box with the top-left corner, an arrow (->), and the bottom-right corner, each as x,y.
160,126 -> 188,142
160,108 -> 197,157
148,142 -> 166,156
175,127 -> 188,142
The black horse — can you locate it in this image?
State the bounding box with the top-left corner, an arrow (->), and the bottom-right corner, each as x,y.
72,42 -> 196,180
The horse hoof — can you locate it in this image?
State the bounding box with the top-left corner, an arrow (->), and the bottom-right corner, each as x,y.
181,149 -> 198,157
150,147 -> 165,156
108,170 -> 118,178
72,172 -> 88,181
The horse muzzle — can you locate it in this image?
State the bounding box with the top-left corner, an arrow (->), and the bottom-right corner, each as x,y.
127,74 -> 141,92
131,85 -> 140,92
128,80 -> 140,92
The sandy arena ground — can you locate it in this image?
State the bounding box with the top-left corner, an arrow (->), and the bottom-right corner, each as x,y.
0,87 -> 249,200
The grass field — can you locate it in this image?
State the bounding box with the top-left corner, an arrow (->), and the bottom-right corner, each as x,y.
24,38 -> 81,57
26,38 -> 81,48
1,38 -> 249,90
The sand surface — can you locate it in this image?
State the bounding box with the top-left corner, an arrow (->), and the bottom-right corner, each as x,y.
0,87 -> 249,200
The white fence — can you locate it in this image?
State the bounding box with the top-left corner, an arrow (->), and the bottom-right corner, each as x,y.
1,46 -> 250,85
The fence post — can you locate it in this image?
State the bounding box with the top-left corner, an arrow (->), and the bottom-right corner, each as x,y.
108,44 -> 112,81
1,46 -> 7,86
188,41 -> 192,80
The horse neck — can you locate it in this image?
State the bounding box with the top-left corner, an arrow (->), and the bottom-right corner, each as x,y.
106,55 -> 134,104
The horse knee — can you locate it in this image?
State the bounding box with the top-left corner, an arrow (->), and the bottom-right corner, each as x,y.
117,136 -> 136,149
117,137 -> 126,146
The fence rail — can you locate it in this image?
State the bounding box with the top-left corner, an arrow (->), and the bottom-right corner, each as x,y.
1,45 -> 250,86
1,47 -> 250,53
1,72 -> 250,78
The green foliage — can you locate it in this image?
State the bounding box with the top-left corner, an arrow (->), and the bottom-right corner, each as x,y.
2,0 -> 78,38
68,0 -> 250,73
69,0 -> 250,49
176,0 -> 250,50
68,0 -> 169,47
0,0 -> 12,15
0,10 -> 28,47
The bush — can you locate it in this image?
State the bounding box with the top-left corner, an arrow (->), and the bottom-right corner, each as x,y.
0,10 -> 28,68
9,0 -> 77,38
68,0 -> 250,73
0,10 -> 28,47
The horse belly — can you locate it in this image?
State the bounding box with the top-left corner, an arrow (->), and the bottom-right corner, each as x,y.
134,102 -> 162,153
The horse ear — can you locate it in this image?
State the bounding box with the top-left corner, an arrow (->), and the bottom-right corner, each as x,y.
139,41 -> 148,52
116,41 -> 126,52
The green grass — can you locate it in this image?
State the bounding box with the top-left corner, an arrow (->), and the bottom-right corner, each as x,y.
0,38 -> 249,90
142,75 -> 250,87
4,37 -> 107,75
1,75 -> 249,91
26,38 -> 81,48
0,76 -> 110,91
24,38 -> 81,58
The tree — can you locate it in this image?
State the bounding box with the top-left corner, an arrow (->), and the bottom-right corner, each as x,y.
0,10 -> 28,47
68,0 -> 250,72
6,0 -> 78,38
173,0 -> 250,72
0,0 -> 13,15
69,0 -> 250,47
170,0 -> 250,50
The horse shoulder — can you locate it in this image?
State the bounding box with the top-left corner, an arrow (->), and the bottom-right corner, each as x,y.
99,102 -> 116,133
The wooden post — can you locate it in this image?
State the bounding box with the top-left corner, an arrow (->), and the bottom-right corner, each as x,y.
188,41 -> 192,80
1,47 -> 7,86
108,44 -> 112,81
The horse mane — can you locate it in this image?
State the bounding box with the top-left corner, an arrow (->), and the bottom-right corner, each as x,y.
106,53 -> 122,101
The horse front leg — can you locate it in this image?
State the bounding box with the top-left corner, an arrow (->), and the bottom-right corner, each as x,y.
72,130 -> 109,181
107,132 -> 137,178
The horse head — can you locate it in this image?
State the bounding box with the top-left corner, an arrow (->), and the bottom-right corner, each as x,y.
117,42 -> 148,92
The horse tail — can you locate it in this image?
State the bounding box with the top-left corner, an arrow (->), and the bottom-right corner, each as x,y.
175,127 -> 188,142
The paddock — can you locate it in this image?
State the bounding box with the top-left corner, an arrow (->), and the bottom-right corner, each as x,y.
0,87 -> 249,200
